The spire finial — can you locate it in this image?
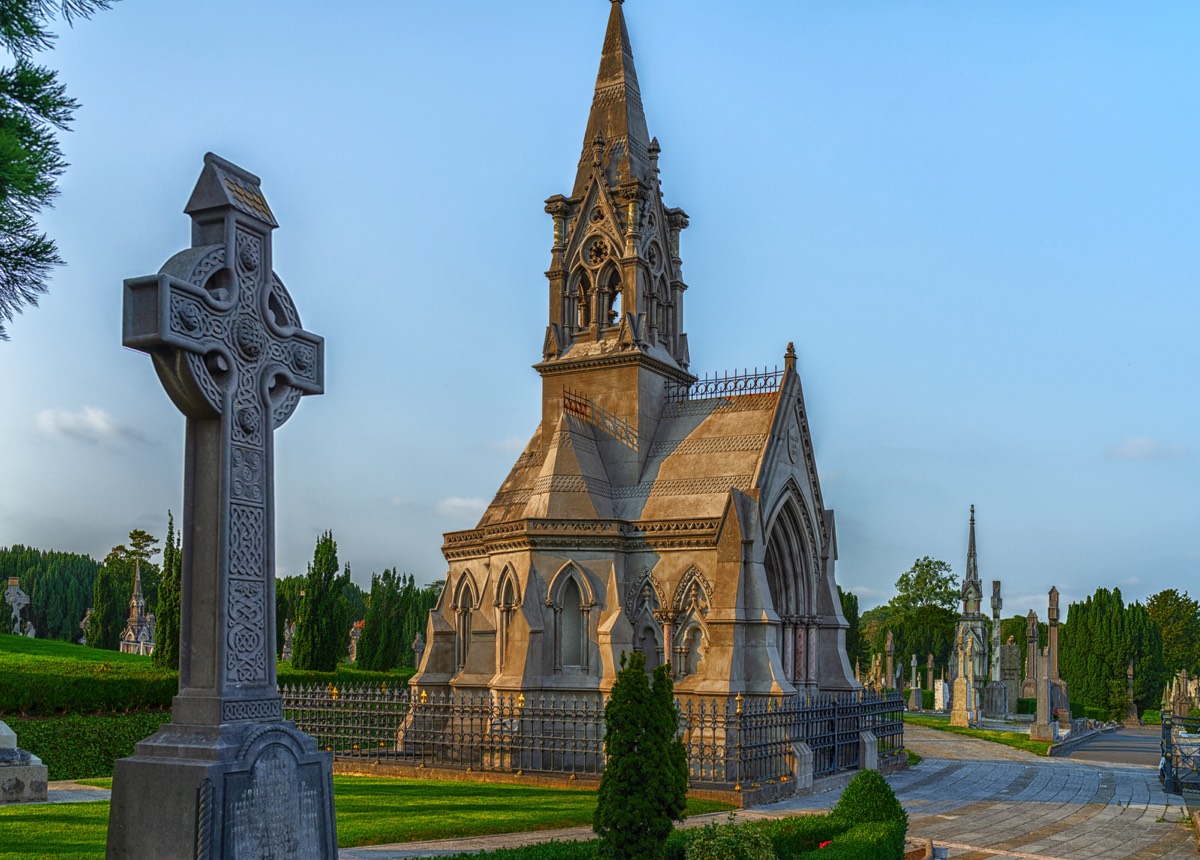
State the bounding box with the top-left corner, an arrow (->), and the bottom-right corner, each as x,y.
784,342 -> 797,371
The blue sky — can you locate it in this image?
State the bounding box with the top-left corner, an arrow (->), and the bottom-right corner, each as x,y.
1,1 -> 1195,617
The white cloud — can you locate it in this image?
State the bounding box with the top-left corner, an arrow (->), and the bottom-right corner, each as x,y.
35,406 -> 149,447
434,496 -> 487,520
1107,436 -> 1188,460
849,585 -> 888,600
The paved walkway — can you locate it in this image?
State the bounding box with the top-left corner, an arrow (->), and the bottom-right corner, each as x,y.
339,726 -> 1195,859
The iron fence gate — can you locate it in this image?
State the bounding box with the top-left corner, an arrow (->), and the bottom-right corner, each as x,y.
1161,713 -> 1200,795
281,685 -> 904,790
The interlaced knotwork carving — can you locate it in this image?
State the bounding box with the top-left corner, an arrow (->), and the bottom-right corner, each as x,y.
226,580 -> 266,683
229,505 -> 264,579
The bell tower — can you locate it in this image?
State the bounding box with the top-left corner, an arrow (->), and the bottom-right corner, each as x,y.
537,0 -> 693,453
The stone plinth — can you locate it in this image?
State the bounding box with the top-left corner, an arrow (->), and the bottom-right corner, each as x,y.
933,679 -> 948,712
0,721 -> 47,803
950,676 -> 973,727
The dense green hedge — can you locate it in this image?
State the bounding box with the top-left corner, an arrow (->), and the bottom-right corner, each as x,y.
796,821 -> 907,859
0,637 -> 414,715
13,712 -> 173,780
1143,710 -> 1162,724
1016,697 -> 1036,714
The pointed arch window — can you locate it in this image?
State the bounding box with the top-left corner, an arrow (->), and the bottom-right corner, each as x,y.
570,269 -> 592,329
496,570 -> 520,673
598,265 -> 622,326
548,564 -> 594,672
453,574 -> 478,673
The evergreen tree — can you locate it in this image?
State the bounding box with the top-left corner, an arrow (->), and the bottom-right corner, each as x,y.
1145,589 -> 1200,676
152,512 -> 182,669
291,531 -> 349,671
1061,587 -> 1167,714
357,568 -> 402,672
0,544 -> 98,640
594,652 -> 688,860
85,555 -> 123,650
275,573 -> 304,656
0,0 -> 116,339
838,586 -> 864,668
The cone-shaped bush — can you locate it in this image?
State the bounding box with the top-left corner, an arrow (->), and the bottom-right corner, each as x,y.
594,651 -> 689,860
831,768 -> 907,828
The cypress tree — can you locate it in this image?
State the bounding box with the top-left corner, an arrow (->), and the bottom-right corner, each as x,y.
152,512 -> 182,670
594,651 -> 688,859
357,568 -> 402,672
291,531 -> 346,671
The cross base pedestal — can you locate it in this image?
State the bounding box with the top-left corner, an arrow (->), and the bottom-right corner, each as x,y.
106,720 -> 336,859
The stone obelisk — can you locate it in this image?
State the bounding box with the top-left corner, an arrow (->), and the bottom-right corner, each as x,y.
108,154 -> 335,858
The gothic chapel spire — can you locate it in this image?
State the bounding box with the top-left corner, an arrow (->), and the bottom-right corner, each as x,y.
573,0 -> 652,198
541,0 -> 691,376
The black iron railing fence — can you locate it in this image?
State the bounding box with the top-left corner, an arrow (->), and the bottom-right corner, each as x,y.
280,685 -> 904,790
665,367 -> 785,403
1161,713 -> 1200,795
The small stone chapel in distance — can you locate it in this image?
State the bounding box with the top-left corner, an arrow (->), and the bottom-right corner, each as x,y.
411,1 -> 858,701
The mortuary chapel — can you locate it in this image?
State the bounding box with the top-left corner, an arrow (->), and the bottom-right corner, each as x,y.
411,0 -> 858,701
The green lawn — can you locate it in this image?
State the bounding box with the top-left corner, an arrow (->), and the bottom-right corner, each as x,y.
904,713 -> 1052,756
0,776 -> 733,858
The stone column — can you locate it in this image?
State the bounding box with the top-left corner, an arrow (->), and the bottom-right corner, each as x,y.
1030,648 -> 1057,741
1022,610 -> 1039,699
926,653 -> 934,693
654,609 -> 675,676
990,581 -> 1003,683
1047,587 -> 1061,680
781,616 -> 795,681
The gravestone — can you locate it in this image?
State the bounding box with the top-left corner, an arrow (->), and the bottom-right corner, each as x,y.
1030,647 -> 1058,742
933,678 -> 949,712
925,653 -> 934,693
951,629 -> 976,726
4,578 -> 29,635
983,579 -> 1008,717
1021,609 -> 1039,699
908,655 -> 921,711
1046,587 -> 1070,720
885,630 -> 894,689
0,720 -> 47,803
1001,637 -> 1020,701
1123,658 -> 1141,727
108,154 -> 334,859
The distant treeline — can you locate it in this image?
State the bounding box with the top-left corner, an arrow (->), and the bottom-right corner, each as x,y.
0,545 -> 99,641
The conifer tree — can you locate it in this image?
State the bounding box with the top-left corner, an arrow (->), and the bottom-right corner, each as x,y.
152,512 -> 182,669
357,568 -> 402,672
594,651 -> 688,859
291,531 -> 349,671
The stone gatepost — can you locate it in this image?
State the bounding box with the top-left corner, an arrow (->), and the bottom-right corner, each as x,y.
108,154 -> 334,859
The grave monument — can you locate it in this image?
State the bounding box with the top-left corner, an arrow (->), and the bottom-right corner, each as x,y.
1001,635 -> 1021,701
950,507 -> 988,699
925,653 -> 934,693
4,578 -> 29,635
0,720 -> 47,803
1123,658 -> 1141,727
108,153 -> 335,859
885,631 -> 895,688
1021,609 -> 1040,699
908,654 -> 921,711
1029,647 -> 1058,741
411,0 -> 858,702
1046,587 -> 1070,720
982,579 -> 1008,717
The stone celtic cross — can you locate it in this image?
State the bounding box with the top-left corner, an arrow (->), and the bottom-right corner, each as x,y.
124,154 -> 323,722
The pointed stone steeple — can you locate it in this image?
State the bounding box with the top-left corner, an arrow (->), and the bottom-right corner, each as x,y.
537,0 -> 692,452
129,558 -> 145,617
961,505 -> 982,615
573,0 -> 653,199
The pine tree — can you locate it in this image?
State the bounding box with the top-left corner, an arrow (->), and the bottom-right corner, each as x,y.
291,531 -> 347,671
152,512 -> 182,669
0,0 -> 116,339
85,557 -> 123,650
594,651 -> 688,860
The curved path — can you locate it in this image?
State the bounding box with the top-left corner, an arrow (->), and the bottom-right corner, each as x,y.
766,725 -> 1194,860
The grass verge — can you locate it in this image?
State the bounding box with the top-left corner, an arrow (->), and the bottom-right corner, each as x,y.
903,713 -> 1051,756
0,776 -> 733,858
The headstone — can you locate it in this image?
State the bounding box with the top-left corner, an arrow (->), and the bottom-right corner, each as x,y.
78,606 -> 93,644
412,632 -> 426,666
1001,637 -> 1020,699
107,154 -> 335,859
1030,647 -> 1058,741
907,654 -> 920,711
1123,658 -> 1141,727
0,720 -> 48,803
3,578 -> 29,635
885,630 -> 894,689
281,621 -> 295,662
1021,610 -> 1039,699
990,581 -> 1002,682
1046,588 -> 1070,720
933,678 -> 949,712
925,653 -> 934,693
951,628 -> 975,726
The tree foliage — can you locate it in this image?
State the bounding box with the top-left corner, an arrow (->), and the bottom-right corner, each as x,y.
594,651 -> 688,860
1060,587 -> 1166,714
892,557 -> 958,613
0,0 -> 116,339
356,569 -> 439,672
837,586 -> 864,669
151,512 -> 181,669
291,531 -> 352,671
999,613 -> 1047,680
0,543 -> 96,640
1145,589 -> 1200,676
84,529 -> 159,651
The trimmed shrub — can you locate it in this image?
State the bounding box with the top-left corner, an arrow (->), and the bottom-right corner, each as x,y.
758,814 -> 852,856
0,658 -> 176,715
685,816 -> 773,860
1016,697 -> 1036,715
796,821 -> 908,860
15,712 -> 172,780
831,769 -> 907,829
450,841 -> 596,859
